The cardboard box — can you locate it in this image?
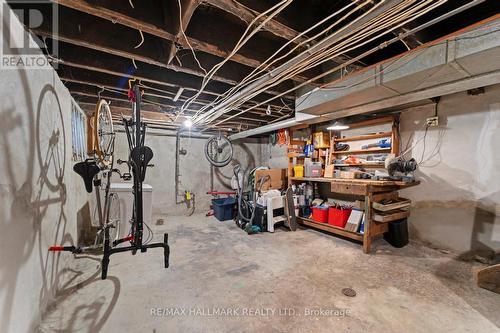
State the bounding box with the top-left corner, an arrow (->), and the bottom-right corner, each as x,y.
255,169 -> 287,191
313,132 -> 330,148
339,171 -> 362,179
324,164 -> 335,178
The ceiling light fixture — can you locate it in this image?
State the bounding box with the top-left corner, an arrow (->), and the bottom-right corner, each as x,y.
183,119 -> 193,128
327,121 -> 349,131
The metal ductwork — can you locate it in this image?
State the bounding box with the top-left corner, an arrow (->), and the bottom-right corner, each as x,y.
228,118 -> 299,141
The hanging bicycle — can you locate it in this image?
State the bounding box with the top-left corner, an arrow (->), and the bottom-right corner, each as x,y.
49,83 -> 170,279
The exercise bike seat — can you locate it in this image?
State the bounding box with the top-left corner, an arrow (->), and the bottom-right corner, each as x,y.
130,146 -> 153,182
73,160 -> 100,193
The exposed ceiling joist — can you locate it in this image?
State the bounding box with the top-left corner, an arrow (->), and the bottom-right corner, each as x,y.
33,28 -> 238,85
69,82 -> 283,122
56,63 -> 292,112
203,0 -> 360,66
203,0 -> 303,43
50,0 -> 311,84
167,0 -> 202,64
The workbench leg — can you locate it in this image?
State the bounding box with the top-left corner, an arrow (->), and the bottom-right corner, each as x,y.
363,194 -> 372,254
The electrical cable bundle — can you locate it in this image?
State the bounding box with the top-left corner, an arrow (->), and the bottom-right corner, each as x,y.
185,0 -> 452,127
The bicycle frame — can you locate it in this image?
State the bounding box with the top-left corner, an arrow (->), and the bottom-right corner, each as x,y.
100,83 -> 170,279
50,83 -> 170,280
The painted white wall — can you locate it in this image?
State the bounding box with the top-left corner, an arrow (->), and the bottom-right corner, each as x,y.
0,2 -> 89,331
400,84 -> 500,253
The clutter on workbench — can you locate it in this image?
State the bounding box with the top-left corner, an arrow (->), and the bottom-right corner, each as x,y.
284,116 -> 419,253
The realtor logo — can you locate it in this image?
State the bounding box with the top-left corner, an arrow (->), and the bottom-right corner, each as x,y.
1,0 -> 58,69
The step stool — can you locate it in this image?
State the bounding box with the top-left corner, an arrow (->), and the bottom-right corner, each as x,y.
267,195 -> 289,232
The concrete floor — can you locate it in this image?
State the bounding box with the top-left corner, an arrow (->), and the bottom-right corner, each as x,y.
39,214 -> 500,333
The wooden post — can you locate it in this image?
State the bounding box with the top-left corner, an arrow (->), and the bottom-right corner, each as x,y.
477,264 -> 500,294
363,193 -> 372,254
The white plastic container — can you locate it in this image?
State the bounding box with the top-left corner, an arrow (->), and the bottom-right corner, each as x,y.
97,183 -> 153,239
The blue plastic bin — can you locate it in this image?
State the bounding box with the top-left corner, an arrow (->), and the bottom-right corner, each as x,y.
212,197 -> 236,221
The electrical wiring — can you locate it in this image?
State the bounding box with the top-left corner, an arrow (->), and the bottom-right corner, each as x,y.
189,1 -> 367,119
177,0 -> 207,76
400,38 -> 411,51
134,29 -> 144,49
245,0 -> 438,105
250,0 -> 484,115
201,0 -> 422,123
193,0 -> 374,122
206,0 -> 407,115
207,0 -> 451,127
180,0 -> 294,117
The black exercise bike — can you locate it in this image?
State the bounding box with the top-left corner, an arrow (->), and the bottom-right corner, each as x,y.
49,83 -> 170,280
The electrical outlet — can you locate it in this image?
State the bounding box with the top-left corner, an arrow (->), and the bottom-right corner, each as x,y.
426,116 -> 439,127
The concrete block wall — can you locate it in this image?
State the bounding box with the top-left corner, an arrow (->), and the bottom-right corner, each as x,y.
0,2 -> 90,331
113,132 -> 265,219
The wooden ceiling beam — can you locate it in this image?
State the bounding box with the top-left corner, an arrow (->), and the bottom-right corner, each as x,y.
70,85 -> 277,124
53,57 -> 293,109
43,37 -> 296,102
203,0 -> 303,43
36,27 -> 296,98
50,0 -> 310,83
33,27 -> 238,85
65,75 -> 282,119
202,0 -> 359,66
167,0 -> 201,64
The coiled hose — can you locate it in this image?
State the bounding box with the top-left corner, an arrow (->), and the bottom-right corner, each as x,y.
233,164 -> 270,232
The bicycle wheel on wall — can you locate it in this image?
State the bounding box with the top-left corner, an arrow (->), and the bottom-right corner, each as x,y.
93,99 -> 114,167
204,134 -> 233,167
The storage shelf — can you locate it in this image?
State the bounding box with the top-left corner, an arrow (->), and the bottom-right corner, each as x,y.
298,217 -> 363,241
333,163 -> 384,167
334,132 -> 392,142
290,176 -> 418,187
373,209 -> 410,223
287,153 -> 306,158
334,148 -> 391,155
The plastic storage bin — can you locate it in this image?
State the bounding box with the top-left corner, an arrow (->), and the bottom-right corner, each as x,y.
328,207 -> 352,228
293,165 -> 304,177
312,207 -> 328,223
305,162 -> 322,177
212,197 -> 236,221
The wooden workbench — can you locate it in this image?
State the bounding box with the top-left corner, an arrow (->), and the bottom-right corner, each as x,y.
289,176 -> 420,254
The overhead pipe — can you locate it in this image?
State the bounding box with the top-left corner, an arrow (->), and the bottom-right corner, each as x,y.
228,118 -> 299,141
228,1 -> 492,141
209,0 -> 488,126
194,0 -> 403,125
